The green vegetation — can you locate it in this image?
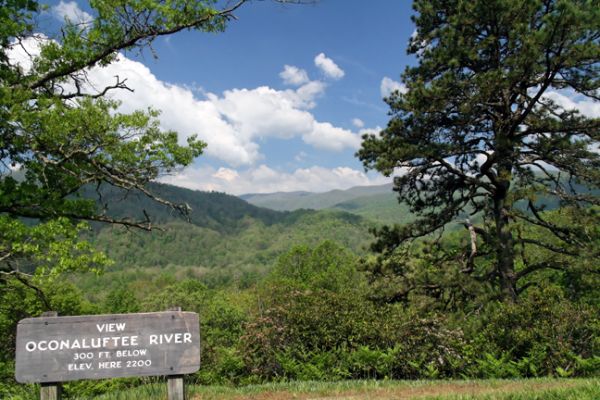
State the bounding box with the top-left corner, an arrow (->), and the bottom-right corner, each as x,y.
1,0 -> 244,375
241,183 -> 416,225
4,233 -> 598,397
332,192 -> 414,225
81,185 -> 374,290
9,379 -> 600,400
358,0 -> 600,301
1,0 -> 598,399
0,0 -> 235,283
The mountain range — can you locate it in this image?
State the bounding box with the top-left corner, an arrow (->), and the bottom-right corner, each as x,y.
240,183 -> 395,211
73,177 -> 595,292
240,183 -> 412,224
86,183 -> 396,288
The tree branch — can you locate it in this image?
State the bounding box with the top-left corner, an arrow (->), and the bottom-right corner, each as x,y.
23,1 -> 247,91
1,271 -> 53,310
516,260 -> 570,280
520,238 -> 578,256
461,219 -> 478,273
57,76 -> 134,100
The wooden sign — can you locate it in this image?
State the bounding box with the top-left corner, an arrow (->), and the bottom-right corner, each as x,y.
15,311 -> 200,383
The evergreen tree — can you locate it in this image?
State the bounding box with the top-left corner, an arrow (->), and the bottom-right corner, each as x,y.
358,0 -> 599,301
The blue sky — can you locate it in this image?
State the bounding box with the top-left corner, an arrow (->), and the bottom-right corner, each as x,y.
47,0 -> 418,194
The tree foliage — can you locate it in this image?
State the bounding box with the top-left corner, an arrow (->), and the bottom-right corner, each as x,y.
0,0 -> 248,288
358,0 -> 600,300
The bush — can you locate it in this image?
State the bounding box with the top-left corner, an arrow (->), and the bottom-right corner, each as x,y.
241,281 -> 468,380
141,279 -> 248,385
468,286 -> 600,377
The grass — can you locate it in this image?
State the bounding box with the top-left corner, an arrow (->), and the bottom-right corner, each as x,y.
62,378 -> 599,400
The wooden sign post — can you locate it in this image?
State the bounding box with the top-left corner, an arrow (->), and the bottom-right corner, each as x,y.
167,307 -> 185,400
40,312 -> 62,400
15,310 -> 200,400
168,374 -> 185,400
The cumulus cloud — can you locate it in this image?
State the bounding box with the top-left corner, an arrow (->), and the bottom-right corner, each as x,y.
314,53 -> 345,80
303,122 -> 361,151
279,65 -> 309,86
212,167 -> 239,182
85,55 -> 260,166
542,90 -> 600,118
7,35 -> 45,73
380,76 -> 407,98
14,51 -> 358,165
7,39 -> 363,173
160,164 -> 391,195
52,1 -> 93,25
295,80 -> 327,108
352,118 -> 364,128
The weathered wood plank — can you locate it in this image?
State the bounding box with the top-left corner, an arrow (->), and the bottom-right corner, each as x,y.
16,311 -> 200,383
39,312 -> 62,400
167,375 -> 185,400
40,382 -> 62,400
167,307 -> 185,400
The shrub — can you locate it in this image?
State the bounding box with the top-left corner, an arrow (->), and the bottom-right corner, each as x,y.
469,286 -> 600,377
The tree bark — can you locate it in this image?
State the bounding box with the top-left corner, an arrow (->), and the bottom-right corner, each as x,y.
493,162 -> 518,302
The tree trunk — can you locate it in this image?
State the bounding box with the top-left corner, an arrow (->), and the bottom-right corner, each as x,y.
493,166 -> 518,302
496,215 -> 517,302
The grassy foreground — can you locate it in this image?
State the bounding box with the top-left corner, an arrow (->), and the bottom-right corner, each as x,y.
79,378 -> 598,400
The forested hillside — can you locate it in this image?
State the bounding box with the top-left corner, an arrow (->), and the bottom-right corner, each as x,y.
83,183 -> 285,233
81,183 -> 375,287
241,178 -> 598,226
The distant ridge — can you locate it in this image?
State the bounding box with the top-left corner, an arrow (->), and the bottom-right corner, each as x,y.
240,175 -> 599,225
240,183 -> 395,211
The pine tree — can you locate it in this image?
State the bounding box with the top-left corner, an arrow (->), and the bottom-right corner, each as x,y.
358,0 -> 600,301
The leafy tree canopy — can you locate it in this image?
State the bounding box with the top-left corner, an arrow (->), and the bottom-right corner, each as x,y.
0,0 -> 246,290
358,0 -> 600,301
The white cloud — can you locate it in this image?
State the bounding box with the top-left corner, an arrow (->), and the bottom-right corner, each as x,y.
212,167 -> 239,182
303,122 -> 361,151
160,164 -> 391,195
314,53 -> 345,80
209,86 -> 314,141
542,90 -> 600,118
98,51 -> 367,161
380,76 -> 407,98
86,55 -> 259,166
71,55 -> 359,164
52,1 -> 93,25
7,35 -> 46,73
358,126 -> 383,138
7,39 -> 362,170
352,118 -> 364,128
295,80 -> 327,108
279,65 -> 309,86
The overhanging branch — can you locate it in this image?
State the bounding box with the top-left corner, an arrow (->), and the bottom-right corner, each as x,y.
22,0 -> 247,92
